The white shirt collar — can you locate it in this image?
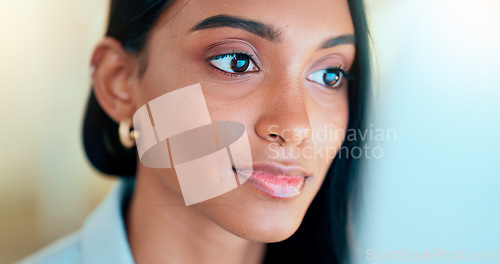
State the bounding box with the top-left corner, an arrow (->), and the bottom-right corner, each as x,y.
80,178 -> 135,264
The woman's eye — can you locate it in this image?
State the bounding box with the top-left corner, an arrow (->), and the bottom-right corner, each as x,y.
209,53 -> 258,74
307,68 -> 345,88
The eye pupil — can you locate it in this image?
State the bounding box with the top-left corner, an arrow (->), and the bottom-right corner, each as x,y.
323,70 -> 340,86
231,54 -> 250,73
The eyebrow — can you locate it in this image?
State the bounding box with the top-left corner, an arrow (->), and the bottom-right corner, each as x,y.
191,15 -> 282,42
319,34 -> 356,49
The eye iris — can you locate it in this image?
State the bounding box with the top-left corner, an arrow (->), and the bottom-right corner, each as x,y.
323,70 -> 340,86
230,54 -> 250,73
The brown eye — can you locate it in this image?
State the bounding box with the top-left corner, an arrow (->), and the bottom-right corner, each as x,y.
307,68 -> 346,88
323,69 -> 341,86
231,54 -> 250,73
209,53 -> 258,74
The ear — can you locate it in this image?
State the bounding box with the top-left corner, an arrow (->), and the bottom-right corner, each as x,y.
90,37 -> 139,124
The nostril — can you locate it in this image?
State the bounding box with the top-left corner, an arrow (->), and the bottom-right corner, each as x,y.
267,134 -> 280,142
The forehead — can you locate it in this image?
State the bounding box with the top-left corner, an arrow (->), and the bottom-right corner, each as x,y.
155,0 -> 354,40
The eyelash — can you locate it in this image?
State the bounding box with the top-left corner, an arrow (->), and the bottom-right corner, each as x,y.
333,65 -> 355,85
207,51 -> 258,78
206,52 -> 355,88
333,65 -> 354,80
306,65 -> 354,90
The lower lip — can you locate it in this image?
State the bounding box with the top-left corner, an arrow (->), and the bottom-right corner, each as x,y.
247,171 -> 305,199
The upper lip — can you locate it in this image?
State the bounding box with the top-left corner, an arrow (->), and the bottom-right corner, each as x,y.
233,162 -> 311,177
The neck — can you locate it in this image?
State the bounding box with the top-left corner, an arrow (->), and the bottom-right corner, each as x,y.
126,166 -> 266,264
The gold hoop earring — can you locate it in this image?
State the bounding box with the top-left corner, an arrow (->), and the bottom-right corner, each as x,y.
119,118 -> 137,149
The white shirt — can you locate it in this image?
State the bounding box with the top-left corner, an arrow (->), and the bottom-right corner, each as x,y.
17,179 -> 136,264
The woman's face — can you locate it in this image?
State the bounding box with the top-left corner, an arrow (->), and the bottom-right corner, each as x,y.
131,0 -> 355,242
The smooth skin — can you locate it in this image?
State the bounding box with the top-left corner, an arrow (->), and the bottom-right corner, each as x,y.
91,0 -> 355,263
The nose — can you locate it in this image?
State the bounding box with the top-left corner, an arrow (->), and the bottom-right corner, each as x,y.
255,82 -> 312,148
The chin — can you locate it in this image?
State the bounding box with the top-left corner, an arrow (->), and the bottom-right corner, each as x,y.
221,210 -> 305,243
247,218 -> 303,243
194,184 -> 311,243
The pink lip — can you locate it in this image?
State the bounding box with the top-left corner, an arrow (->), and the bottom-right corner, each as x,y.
235,163 -> 309,199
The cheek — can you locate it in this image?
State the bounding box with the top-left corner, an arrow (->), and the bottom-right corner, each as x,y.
133,36 -> 203,108
307,90 -> 349,170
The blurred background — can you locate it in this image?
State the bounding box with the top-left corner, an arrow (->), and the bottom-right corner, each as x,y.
354,0 -> 500,263
0,0 -> 499,263
0,1 -> 113,263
